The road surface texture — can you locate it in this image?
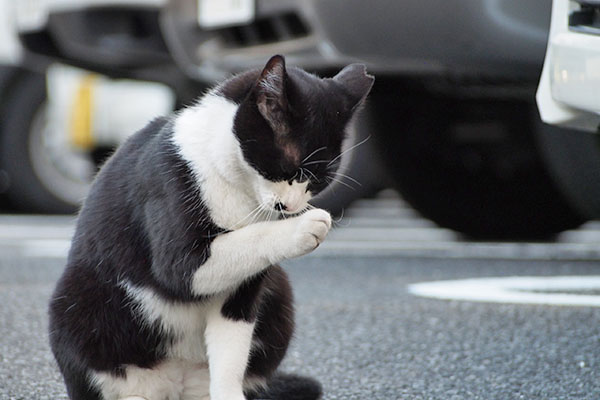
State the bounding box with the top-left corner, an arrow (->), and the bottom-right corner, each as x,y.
1,191 -> 600,399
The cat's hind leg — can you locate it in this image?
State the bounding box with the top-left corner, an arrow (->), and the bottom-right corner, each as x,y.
244,265 -> 294,387
244,266 -> 322,400
58,364 -> 103,400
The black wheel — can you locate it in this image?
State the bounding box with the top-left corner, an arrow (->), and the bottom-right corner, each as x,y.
0,66 -> 22,211
311,105 -> 390,215
372,81 -> 585,240
0,69 -> 95,214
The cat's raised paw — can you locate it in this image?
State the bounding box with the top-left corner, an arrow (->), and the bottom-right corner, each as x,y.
289,209 -> 332,257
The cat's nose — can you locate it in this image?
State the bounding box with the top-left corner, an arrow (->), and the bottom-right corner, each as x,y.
275,202 -> 288,211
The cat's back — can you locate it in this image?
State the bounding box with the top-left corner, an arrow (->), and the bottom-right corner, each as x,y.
48,116 -> 177,372
65,116 -> 174,271
84,115 -> 172,204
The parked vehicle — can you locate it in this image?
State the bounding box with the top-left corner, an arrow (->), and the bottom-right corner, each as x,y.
0,0 -> 176,213
10,0 -> 600,239
160,0 -> 588,239
536,0 -> 600,224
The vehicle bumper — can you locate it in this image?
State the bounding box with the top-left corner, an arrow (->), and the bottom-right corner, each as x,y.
537,0 -> 600,132
0,0 -> 22,65
162,0 -> 552,82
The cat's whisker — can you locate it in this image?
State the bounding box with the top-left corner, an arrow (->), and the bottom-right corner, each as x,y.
301,146 -> 328,165
231,202 -> 267,229
327,135 -> 371,167
322,176 -> 338,196
298,168 -> 306,183
247,204 -> 267,226
277,202 -> 288,220
300,203 -> 317,215
303,159 -> 330,167
330,171 -> 362,187
245,204 -> 266,225
257,198 -> 277,223
290,170 -> 299,182
331,208 -> 350,228
327,175 -> 357,191
301,168 -> 318,182
265,197 -> 277,222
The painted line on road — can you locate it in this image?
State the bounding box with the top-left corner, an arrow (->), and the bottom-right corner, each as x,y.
314,240 -> 600,260
0,239 -> 72,259
408,276 -> 600,307
3,237 -> 600,260
21,239 -> 72,258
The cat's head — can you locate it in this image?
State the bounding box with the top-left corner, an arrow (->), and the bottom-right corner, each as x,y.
230,55 -> 374,214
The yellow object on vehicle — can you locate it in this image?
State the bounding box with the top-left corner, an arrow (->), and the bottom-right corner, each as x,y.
69,74 -> 97,150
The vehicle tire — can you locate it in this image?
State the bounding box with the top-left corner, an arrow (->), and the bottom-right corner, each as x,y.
0,66 -> 22,210
0,69 -> 94,214
371,81 -> 585,240
311,105 -> 390,215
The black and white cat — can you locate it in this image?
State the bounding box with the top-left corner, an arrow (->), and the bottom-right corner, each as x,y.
49,55 -> 374,400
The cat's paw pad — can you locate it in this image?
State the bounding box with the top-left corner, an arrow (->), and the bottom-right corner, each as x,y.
292,209 -> 332,256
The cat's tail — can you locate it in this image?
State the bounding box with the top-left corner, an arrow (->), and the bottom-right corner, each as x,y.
248,373 -> 322,400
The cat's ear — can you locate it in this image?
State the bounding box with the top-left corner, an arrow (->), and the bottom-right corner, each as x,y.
334,64 -> 375,111
256,55 -> 289,135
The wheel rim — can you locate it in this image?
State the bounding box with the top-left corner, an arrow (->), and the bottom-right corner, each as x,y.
28,103 -> 95,207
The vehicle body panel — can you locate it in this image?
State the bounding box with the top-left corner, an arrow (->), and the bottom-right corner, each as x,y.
161,0 -> 552,82
537,0 -> 600,132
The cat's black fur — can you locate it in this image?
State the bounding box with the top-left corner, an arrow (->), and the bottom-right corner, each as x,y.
49,55 -> 373,400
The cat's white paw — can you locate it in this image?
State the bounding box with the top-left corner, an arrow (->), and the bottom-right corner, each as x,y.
286,209 -> 332,258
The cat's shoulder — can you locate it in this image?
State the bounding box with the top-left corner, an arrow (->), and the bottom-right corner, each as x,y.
130,115 -> 174,146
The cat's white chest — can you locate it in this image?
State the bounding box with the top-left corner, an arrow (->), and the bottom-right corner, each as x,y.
201,176 -> 261,230
93,283 -> 220,400
121,282 -> 218,363
163,303 -> 209,363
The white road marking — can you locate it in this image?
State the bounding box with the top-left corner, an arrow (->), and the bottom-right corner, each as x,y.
21,240 -> 72,258
408,276 -> 600,307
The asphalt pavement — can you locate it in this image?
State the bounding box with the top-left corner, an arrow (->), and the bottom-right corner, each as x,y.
1,191 -> 600,399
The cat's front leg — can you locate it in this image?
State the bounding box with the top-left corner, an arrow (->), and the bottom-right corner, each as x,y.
205,300 -> 254,400
198,210 -> 330,400
191,208 -> 331,296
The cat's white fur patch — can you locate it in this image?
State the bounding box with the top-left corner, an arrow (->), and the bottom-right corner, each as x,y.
92,282 -> 261,400
244,375 -> 268,393
171,93 -> 263,230
205,308 -> 255,400
119,281 -> 216,362
190,219 -> 283,295
171,93 -> 312,230
191,208 -> 332,296
265,180 -> 310,213
90,282 -> 217,399
92,360 -> 210,400
140,91 -> 332,400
